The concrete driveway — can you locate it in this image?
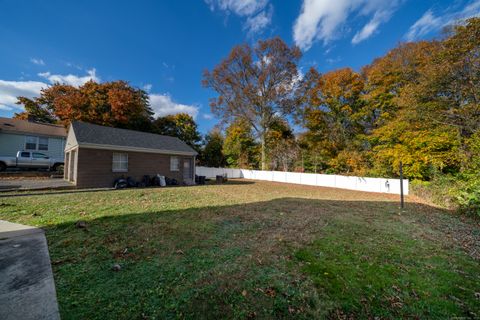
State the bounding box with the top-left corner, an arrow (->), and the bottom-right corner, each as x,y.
0,220 -> 60,320
0,178 -> 73,191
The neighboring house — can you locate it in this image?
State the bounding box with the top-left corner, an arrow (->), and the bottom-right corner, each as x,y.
0,117 -> 67,158
64,121 -> 198,188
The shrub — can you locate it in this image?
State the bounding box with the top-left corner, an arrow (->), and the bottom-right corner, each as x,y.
411,174 -> 480,218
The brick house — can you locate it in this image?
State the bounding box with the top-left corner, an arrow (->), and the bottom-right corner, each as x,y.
64,121 -> 197,188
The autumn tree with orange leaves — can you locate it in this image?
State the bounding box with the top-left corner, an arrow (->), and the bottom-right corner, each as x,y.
15,80 -> 153,131
295,67 -> 366,169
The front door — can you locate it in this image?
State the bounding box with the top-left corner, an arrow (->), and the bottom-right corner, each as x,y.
183,158 -> 192,181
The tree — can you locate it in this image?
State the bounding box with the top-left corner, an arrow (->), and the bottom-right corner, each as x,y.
14,97 -> 56,123
152,113 -> 202,150
14,81 -> 153,131
202,129 -> 226,167
368,18 -> 480,179
361,41 -> 440,131
223,119 -> 259,168
371,119 -> 461,179
269,138 -> 299,172
401,18 -> 480,139
203,37 -> 302,170
266,117 -> 297,171
296,67 -> 365,166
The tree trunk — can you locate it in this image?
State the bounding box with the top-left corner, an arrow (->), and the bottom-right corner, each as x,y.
261,134 -> 267,170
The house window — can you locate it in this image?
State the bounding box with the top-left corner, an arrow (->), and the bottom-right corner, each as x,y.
25,136 -> 37,150
25,136 -> 49,151
38,137 -> 49,151
170,156 -> 179,171
112,153 -> 128,172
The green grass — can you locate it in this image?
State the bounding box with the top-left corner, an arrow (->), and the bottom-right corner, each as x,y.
0,181 -> 479,319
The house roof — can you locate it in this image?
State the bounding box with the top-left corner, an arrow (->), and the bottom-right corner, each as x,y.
0,117 -> 67,137
70,121 -> 197,155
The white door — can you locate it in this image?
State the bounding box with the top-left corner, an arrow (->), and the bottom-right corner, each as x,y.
183,159 -> 192,181
69,150 -> 76,182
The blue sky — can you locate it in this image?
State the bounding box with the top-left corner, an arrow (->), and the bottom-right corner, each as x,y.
1,0 -> 479,133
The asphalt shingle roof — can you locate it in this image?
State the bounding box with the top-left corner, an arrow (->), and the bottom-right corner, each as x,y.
0,117 -> 66,137
71,121 -> 197,155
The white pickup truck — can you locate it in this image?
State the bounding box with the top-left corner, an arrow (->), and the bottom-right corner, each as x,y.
0,151 -> 64,172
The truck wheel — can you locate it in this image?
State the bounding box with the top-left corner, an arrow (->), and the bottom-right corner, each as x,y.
0,162 -> 6,172
52,163 -> 64,173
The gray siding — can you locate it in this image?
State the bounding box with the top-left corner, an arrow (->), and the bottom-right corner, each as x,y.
0,133 -> 24,157
0,132 -> 65,159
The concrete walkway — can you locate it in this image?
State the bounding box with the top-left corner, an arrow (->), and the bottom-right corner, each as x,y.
0,178 -> 73,192
0,220 -> 60,320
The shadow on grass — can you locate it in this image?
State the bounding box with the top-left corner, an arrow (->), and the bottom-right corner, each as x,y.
33,197 -> 480,320
0,179 -> 256,198
0,185 -> 22,190
205,179 -> 256,186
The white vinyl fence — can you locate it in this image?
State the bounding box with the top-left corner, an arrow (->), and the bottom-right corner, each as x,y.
195,166 -> 409,195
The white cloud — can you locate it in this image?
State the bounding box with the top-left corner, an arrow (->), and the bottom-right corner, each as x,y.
244,6 -> 273,35
65,62 -> 83,70
405,0 -> 480,41
352,9 -> 393,44
38,68 -> 99,86
0,80 -> 47,111
293,0 -> 402,50
149,94 -> 199,119
206,0 -> 267,16
202,113 -> 214,120
326,56 -> 341,64
205,0 -> 272,34
405,10 -> 442,41
143,84 -> 153,91
30,58 -> 45,66
0,105 -> 13,111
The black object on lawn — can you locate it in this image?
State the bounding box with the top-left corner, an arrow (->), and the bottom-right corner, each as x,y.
216,175 -> 228,184
113,177 -> 128,189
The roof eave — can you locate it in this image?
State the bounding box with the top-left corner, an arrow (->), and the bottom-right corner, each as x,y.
0,128 -> 66,138
76,142 -> 197,156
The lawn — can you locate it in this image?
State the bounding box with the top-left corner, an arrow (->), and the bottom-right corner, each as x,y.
0,180 -> 479,319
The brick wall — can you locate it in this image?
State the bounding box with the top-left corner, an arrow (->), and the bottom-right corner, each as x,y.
75,147 -> 193,188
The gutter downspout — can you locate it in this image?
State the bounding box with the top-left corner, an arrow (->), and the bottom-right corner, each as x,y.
193,155 -> 196,184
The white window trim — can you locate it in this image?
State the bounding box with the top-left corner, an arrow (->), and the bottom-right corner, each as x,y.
25,136 -> 38,150
170,156 -> 180,171
24,136 -> 49,151
38,137 -> 49,151
112,152 -> 128,172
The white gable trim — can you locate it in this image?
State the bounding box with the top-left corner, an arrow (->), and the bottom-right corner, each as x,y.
64,123 -> 79,152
